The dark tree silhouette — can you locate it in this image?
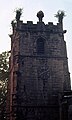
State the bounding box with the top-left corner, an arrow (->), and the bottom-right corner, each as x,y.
0,51 -> 10,120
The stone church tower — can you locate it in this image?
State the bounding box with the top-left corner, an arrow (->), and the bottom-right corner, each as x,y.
7,11 -> 71,120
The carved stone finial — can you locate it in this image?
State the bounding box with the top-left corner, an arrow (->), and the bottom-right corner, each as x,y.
37,11 -> 44,22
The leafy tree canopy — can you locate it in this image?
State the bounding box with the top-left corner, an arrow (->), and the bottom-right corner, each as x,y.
0,51 -> 10,119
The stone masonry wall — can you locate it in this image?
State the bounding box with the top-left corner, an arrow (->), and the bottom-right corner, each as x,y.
11,21 -> 71,107
7,19 -> 71,120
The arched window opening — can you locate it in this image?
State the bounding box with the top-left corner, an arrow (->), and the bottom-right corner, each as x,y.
37,38 -> 45,54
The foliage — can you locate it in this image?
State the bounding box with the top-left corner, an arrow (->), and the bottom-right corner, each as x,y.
55,10 -> 66,23
11,8 -> 23,28
15,8 -> 23,21
0,51 -> 10,119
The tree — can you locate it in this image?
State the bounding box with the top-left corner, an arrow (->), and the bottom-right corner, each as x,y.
0,51 -> 10,120
55,10 -> 66,24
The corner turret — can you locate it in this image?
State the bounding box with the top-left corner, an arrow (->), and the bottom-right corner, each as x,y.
55,10 -> 66,29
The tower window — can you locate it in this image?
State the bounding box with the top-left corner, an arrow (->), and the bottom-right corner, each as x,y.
37,38 -> 45,54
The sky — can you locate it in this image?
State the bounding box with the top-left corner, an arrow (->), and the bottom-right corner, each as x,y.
0,0 -> 72,86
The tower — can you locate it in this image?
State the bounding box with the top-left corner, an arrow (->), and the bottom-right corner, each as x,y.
7,11 -> 71,120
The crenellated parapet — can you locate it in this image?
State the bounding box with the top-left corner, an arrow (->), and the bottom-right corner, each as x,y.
11,20 -> 66,37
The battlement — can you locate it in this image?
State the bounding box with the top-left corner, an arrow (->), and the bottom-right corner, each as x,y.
11,10 -> 65,34
13,20 -> 63,35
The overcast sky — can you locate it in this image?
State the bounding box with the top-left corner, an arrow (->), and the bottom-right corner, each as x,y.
0,0 -> 72,86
